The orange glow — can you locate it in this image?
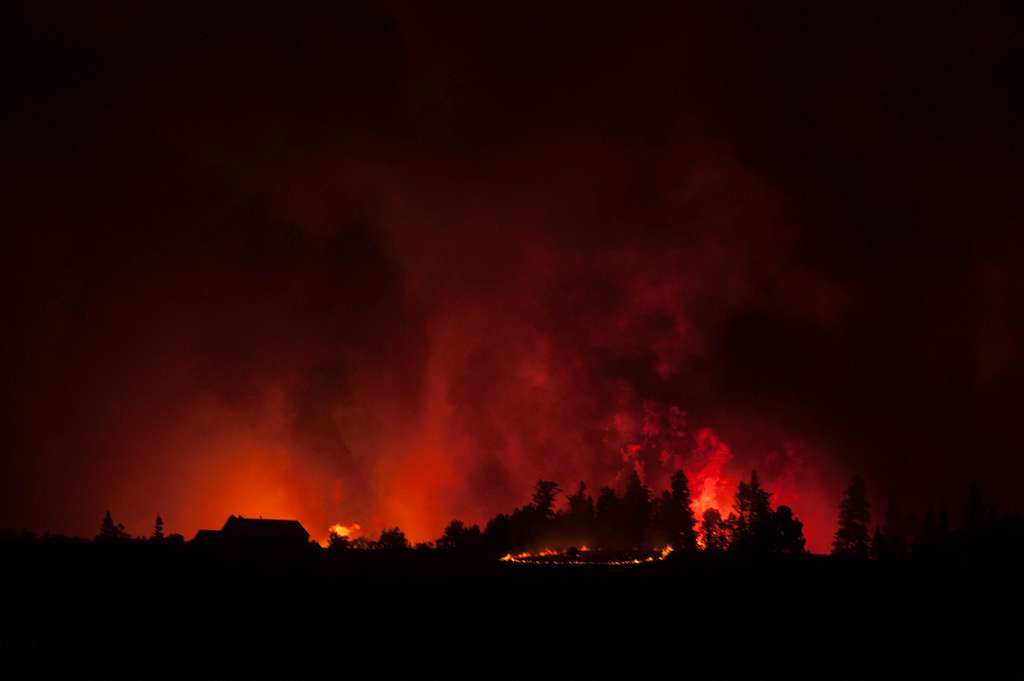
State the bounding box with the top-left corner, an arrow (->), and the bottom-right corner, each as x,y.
320,522 -> 362,547
328,522 -> 360,538
499,546 -> 674,566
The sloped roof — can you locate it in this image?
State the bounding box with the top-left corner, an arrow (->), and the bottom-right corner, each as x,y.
220,515 -> 310,541
191,529 -> 222,543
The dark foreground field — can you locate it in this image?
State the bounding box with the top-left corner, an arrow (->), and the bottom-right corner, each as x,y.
4,538 -> 1020,667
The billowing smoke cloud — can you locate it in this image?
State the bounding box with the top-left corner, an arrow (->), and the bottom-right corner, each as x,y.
3,3 -> 1022,552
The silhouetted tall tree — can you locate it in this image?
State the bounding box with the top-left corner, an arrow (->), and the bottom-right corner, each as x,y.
731,471 -> 773,553
565,481 -> 595,544
832,476 -> 871,558
621,471 -> 653,550
151,515 -> 164,542
595,486 -> 622,549
701,508 -> 728,552
655,470 -> 698,550
531,480 -> 561,520
99,511 -> 117,541
97,511 -> 129,542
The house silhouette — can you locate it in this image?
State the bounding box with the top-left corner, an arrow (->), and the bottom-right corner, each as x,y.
191,515 -> 310,548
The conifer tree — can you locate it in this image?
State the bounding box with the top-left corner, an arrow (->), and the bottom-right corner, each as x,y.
731,471 -> 773,552
99,511 -> 118,541
832,476 -> 871,558
565,481 -> 595,544
97,511 -> 130,541
595,486 -> 621,549
151,514 -> 164,542
622,471 -> 653,549
666,470 -> 698,550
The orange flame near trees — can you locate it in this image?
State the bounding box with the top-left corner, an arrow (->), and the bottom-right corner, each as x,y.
500,545 -> 673,565
321,522 -> 361,547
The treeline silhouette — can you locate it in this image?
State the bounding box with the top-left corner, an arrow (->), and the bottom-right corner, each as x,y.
832,477 -> 1024,564
3,471 -> 1022,567
385,470 -> 808,557
320,469 -> 1024,565
7,477 -> 1020,658
368,469 -> 806,558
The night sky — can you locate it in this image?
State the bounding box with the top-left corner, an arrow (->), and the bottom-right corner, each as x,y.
3,3 -> 1023,552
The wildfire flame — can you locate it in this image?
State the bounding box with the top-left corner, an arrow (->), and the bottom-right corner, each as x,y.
500,545 -> 673,566
321,522 -> 362,547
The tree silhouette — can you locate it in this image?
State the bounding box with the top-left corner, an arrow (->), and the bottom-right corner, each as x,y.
832,476 -> 871,558
437,519 -> 465,550
483,513 -> 511,555
654,470 -> 698,550
99,511 -> 117,541
701,508 -> 728,551
621,471 -> 653,550
151,514 -> 164,542
327,529 -> 351,551
436,519 -> 483,552
595,486 -> 622,549
97,511 -> 130,542
377,527 -> 409,550
730,471 -> 773,553
565,481 -> 595,545
669,470 -> 698,550
531,480 -> 561,520
771,505 -> 806,554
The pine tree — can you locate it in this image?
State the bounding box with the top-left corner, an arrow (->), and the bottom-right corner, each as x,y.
730,471 -> 773,552
565,481 -> 595,544
666,470 -> 698,550
622,471 -> 653,549
595,486 -> 621,549
832,476 -> 871,558
98,511 -> 118,541
151,514 -> 164,542
97,511 -> 130,541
